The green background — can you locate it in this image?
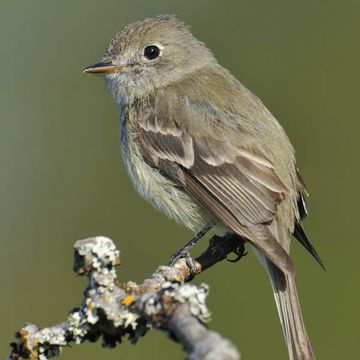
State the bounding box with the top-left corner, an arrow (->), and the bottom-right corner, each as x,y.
1,0 -> 359,359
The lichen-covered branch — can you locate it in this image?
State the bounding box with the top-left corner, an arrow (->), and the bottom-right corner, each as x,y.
8,235 -> 244,360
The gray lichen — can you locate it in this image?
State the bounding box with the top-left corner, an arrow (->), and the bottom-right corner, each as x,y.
9,236 -> 240,360
140,281 -> 211,324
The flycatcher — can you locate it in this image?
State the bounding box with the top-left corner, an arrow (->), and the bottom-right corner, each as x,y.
84,15 -> 323,360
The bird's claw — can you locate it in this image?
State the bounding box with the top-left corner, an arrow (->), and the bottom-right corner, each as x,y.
168,250 -> 197,280
226,242 -> 247,263
168,250 -> 186,267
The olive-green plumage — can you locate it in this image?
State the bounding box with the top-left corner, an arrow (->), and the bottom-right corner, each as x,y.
84,15 -> 323,360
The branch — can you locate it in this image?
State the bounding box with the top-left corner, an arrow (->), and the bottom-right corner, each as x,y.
8,235 -> 244,360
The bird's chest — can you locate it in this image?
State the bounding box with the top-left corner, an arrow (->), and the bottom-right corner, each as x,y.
119,116 -> 207,232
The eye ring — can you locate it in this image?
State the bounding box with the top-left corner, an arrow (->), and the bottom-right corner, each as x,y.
144,45 -> 161,60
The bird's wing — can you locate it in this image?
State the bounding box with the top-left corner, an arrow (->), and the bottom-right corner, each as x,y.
132,93 -> 295,275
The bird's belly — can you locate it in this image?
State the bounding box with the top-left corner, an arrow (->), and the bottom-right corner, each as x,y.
120,123 -> 209,232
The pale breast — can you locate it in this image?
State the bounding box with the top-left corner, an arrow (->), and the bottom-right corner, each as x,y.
119,116 -> 208,232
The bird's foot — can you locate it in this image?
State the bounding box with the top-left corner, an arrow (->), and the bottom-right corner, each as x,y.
168,250 -> 197,280
226,237 -> 247,263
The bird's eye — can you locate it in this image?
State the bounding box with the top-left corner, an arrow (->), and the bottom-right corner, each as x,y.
144,45 -> 160,60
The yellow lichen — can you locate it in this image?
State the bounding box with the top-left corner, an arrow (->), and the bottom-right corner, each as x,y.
122,294 -> 135,306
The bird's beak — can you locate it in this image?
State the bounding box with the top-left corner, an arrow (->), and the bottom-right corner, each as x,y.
83,61 -> 123,74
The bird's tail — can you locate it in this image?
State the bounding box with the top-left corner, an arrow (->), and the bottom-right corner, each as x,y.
252,247 -> 315,359
266,260 -> 315,360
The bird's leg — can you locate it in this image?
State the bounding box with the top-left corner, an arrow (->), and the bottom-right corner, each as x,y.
168,224 -> 212,273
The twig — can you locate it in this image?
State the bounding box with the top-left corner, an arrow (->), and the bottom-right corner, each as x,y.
8,235 -> 244,360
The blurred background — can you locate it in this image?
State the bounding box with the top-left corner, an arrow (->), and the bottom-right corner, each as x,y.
1,0 -> 359,358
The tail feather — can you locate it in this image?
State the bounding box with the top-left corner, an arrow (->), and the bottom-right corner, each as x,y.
266,261 -> 315,360
252,246 -> 315,360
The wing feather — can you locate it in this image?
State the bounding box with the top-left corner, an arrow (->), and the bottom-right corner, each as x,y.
132,94 -> 295,274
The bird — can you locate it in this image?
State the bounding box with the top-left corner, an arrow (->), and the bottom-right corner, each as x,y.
83,15 -> 324,359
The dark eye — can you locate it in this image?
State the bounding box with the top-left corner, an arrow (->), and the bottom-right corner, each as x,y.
144,45 -> 160,60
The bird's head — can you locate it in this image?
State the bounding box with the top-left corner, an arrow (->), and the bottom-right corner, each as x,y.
84,15 -> 216,103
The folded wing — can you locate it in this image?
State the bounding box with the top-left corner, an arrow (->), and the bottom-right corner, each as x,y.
133,94 -> 295,275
